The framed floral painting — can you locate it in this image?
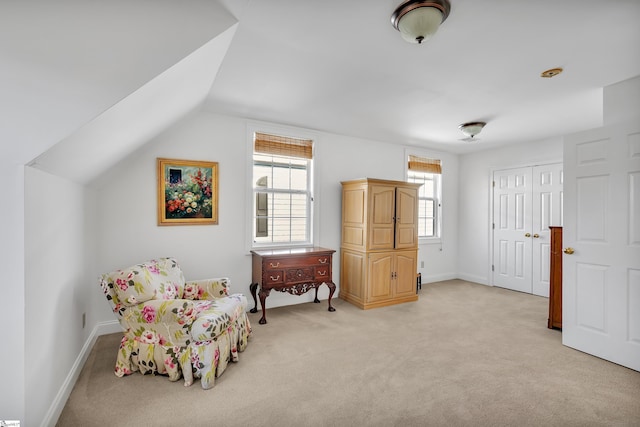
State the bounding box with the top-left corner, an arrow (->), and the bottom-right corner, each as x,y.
157,158 -> 218,225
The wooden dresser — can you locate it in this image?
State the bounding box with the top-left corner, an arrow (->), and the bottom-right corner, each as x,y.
250,247 -> 336,324
548,226 -> 562,330
340,178 -> 420,309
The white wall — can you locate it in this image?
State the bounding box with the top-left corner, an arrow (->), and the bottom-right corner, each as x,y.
0,164 -> 25,422
457,138 -> 563,285
89,110 -> 460,319
24,167 -> 95,426
604,75 -> 640,125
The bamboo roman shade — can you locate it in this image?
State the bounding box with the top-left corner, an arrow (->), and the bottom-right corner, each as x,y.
408,155 -> 441,174
254,132 -> 313,159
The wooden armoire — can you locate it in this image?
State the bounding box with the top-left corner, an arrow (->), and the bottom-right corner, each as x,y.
340,178 -> 421,309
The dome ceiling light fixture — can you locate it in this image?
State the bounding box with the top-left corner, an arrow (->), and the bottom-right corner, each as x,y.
458,121 -> 486,140
391,0 -> 452,44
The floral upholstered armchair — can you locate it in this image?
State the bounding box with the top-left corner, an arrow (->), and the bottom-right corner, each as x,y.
99,257 -> 251,389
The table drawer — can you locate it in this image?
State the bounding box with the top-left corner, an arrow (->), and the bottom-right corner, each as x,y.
264,255 -> 331,270
315,265 -> 330,280
265,270 -> 284,285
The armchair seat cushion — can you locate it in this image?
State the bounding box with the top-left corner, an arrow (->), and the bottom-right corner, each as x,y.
191,294 -> 248,341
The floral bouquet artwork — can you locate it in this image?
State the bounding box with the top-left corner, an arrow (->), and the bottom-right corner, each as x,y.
157,158 -> 218,225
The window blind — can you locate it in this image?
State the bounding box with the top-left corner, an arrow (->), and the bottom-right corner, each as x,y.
408,155 -> 441,174
254,132 -> 313,159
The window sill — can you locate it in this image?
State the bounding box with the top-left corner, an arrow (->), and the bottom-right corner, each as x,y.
419,237 -> 441,246
251,243 -> 314,251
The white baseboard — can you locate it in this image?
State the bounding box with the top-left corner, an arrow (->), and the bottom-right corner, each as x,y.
41,320 -> 122,427
420,272 -> 457,283
456,273 -> 489,286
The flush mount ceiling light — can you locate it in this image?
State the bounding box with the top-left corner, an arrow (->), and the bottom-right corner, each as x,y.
391,0 -> 451,44
459,121 -> 486,139
541,67 -> 563,78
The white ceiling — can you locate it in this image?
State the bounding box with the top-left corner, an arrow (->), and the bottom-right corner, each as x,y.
2,0 -> 640,181
206,0 -> 640,153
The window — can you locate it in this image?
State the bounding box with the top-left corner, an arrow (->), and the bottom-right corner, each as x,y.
252,132 -> 313,247
407,155 -> 441,239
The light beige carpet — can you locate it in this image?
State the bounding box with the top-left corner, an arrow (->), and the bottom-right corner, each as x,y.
57,280 -> 640,426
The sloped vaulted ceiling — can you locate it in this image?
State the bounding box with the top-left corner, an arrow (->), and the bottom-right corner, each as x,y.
1,0 -> 245,182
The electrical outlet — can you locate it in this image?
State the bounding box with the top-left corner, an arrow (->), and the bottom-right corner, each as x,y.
420,261 -> 424,268
82,312 -> 86,329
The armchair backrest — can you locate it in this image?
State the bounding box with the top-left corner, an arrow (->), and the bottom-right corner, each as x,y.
100,258 -> 186,320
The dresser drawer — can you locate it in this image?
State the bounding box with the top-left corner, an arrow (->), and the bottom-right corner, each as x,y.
263,255 -> 331,270
315,265 -> 330,280
264,270 -> 284,285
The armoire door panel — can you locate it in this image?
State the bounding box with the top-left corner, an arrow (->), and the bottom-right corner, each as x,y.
395,251 -> 417,297
343,189 -> 365,223
368,253 -> 393,302
340,249 -> 365,301
395,187 -> 419,249
369,185 -> 395,249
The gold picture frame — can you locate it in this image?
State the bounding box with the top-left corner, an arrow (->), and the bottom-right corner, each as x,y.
157,158 -> 218,226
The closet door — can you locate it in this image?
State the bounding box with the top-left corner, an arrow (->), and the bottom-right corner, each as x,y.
493,167 -> 533,293
492,163 -> 563,296
531,164 -> 563,297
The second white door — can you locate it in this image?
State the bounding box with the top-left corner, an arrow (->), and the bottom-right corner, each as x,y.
493,163 -> 563,296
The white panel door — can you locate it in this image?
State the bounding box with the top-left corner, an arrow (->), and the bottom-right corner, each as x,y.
563,120 -> 640,371
531,164 -> 564,297
493,167 -> 533,293
493,164 -> 563,296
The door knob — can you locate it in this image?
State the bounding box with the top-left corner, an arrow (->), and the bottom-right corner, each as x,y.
533,233 -> 540,238
525,233 -> 531,237
563,247 -> 575,255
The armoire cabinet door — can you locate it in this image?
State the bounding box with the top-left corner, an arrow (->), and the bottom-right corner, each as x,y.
394,251 -> 417,297
395,187 -> 419,249
367,252 -> 393,302
368,185 -> 395,250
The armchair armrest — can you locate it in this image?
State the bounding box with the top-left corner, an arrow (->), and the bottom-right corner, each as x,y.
184,278 -> 230,300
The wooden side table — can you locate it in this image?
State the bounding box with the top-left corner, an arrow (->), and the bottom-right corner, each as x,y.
250,247 -> 336,324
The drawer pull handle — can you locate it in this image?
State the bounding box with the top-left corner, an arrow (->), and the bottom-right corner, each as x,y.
318,258 -> 328,264
317,271 -> 327,276
269,262 -> 280,268
270,275 -> 280,281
